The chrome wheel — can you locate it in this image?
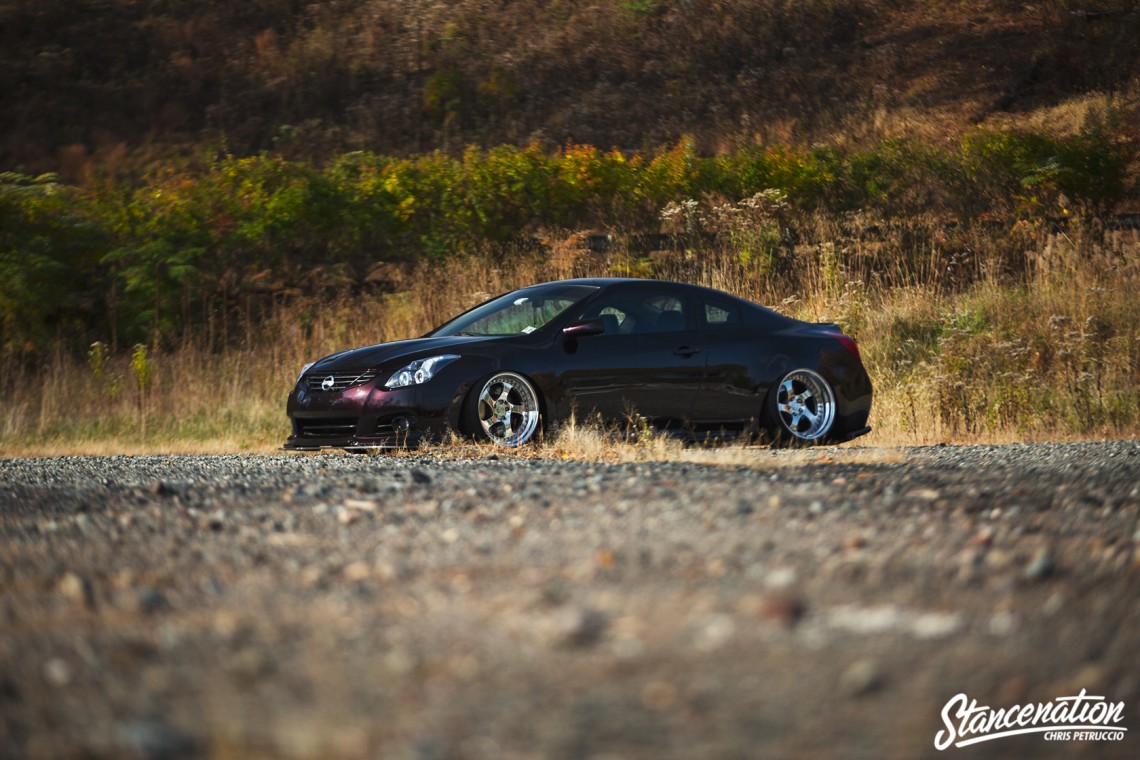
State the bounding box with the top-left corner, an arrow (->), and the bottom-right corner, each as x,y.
475,372 -> 540,447
775,369 -> 836,442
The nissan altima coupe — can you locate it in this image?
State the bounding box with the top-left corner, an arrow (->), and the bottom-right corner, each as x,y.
285,278 -> 872,450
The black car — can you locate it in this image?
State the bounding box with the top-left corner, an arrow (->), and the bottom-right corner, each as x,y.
285,278 -> 872,450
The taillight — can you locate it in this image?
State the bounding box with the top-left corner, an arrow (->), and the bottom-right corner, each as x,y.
833,333 -> 860,360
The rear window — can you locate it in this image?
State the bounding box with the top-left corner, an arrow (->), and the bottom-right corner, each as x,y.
703,299 -> 740,328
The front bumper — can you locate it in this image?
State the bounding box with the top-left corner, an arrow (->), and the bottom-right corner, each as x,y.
283,379 -> 461,451
283,425 -> 430,451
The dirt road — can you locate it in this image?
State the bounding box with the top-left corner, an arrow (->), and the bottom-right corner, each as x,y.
2,442 -> 1138,758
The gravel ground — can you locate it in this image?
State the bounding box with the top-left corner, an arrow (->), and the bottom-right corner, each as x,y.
1,442 -> 1138,759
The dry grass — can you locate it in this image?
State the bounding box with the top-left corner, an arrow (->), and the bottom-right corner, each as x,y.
0,439 -> 283,458
1,213 -> 1136,458
541,415 -> 910,468
986,91 -> 1140,141
3,1 -> 1137,460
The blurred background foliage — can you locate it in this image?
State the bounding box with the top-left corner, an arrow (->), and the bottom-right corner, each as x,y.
1,117 -> 1134,358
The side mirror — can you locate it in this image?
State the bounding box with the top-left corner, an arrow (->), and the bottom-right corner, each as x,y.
562,318 -> 606,338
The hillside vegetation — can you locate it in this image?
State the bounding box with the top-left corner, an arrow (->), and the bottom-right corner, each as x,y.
3,0 -> 1138,173
0,0 -> 1138,451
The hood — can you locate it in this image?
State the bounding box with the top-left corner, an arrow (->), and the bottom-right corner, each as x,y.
309,335 -> 507,372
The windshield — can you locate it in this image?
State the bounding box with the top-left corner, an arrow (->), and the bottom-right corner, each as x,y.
431,284 -> 599,337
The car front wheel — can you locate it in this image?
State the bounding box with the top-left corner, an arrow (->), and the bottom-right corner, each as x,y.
767,368 -> 837,445
464,371 -> 542,447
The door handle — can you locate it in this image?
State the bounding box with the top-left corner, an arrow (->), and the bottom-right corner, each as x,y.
674,346 -> 701,357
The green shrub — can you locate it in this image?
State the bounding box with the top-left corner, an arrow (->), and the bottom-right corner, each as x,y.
953,114 -> 1134,218
0,173 -> 106,356
0,123 -> 1134,360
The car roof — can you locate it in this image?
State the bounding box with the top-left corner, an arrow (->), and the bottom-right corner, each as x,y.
524,277 -> 795,325
529,277 -> 701,290
528,277 -> 747,301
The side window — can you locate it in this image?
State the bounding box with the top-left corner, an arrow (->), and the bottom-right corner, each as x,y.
579,291 -> 687,334
644,295 -> 685,333
703,299 -> 740,328
579,300 -> 633,335
596,306 -> 630,335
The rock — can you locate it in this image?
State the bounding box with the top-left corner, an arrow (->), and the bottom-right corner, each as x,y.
957,548 -> 984,582
640,681 -> 678,711
912,612 -> 964,639
840,659 -> 884,696
984,549 -> 1013,569
410,468 -> 433,485
559,607 -> 609,648
227,647 -> 273,684
757,593 -> 806,627
968,527 -> 995,547
1043,593 -> 1064,616
342,561 -> 372,582
987,610 -> 1017,636
695,614 -> 736,652
0,675 -> 19,702
765,567 -> 797,589
43,658 -> 71,687
119,718 -> 198,759
137,587 -> 167,614
57,571 -> 95,610
541,582 -> 571,607
149,481 -> 175,497
1024,548 -> 1056,580
354,478 -> 380,494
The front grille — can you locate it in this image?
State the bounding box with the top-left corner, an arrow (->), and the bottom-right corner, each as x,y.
306,370 -> 377,393
297,417 -> 358,437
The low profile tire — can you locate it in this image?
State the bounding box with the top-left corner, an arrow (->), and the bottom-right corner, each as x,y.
463,371 -> 542,447
765,368 -> 837,445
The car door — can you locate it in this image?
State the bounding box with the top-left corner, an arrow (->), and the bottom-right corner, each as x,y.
689,295 -> 769,424
556,286 -> 705,426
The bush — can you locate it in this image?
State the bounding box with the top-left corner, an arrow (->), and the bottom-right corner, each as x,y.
953,113 -> 1135,218
0,122 -> 1135,360
0,173 -> 105,355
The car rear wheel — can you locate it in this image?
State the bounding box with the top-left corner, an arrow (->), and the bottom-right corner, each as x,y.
464,372 -> 541,447
767,368 -> 837,445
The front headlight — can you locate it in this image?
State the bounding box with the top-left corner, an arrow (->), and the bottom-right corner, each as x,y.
296,362 -> 315,385
384,354 -> 460,389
